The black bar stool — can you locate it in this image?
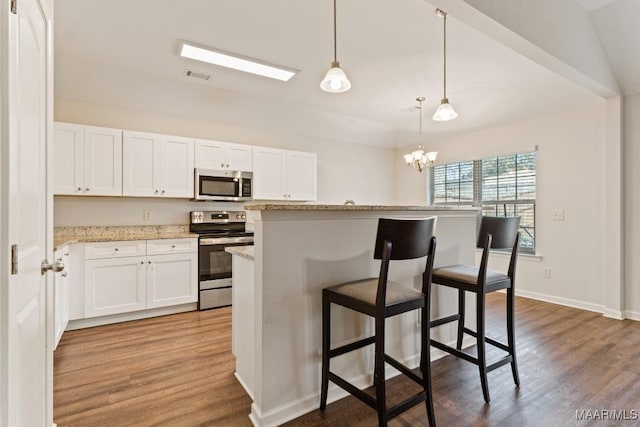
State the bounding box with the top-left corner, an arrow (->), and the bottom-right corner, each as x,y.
429,216 -> 521,403
320,217 -> 437,426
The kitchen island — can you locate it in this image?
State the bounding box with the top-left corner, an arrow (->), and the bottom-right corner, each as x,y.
231,204 -> 479,426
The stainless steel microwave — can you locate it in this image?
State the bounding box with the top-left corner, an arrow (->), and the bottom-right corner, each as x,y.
194,169 -> 253,202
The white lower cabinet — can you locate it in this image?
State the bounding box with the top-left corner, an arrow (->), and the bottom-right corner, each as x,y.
146,253 -> 197,309
53,245 -> 70,350
82,239 -> 197,319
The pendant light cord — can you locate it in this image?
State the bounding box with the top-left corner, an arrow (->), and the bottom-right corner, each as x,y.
419,99 -> 423,134
443,12 -> 447,99
333,0 -> 338,63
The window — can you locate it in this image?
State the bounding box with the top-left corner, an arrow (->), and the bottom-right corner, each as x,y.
429,151 -> 536,253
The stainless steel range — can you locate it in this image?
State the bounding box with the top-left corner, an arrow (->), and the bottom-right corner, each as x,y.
190,211 -> 254,310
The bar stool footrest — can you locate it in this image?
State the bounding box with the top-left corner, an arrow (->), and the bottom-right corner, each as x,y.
430,314 -> 460,328
486,355 -> 513,372
328,372 -> 377,410
328,336 -> 376,359
431,339 -> 479,365
461,328 -> 511,353
384,354 -> 423,386
388,391 -> 427,420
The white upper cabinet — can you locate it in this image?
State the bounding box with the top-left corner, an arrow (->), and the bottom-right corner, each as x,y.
195,139 -> 252,172
123,131 -> 194,198
53,122 -> 122,196
252,147 -> 317,201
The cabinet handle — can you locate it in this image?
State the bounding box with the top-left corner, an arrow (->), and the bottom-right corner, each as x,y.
140,261 -> 144,265
148,260 -> 151,264
161,190 -> 165,194
171,245 -> 176,248
64,253 -> 69,256
155,190 -> 159,194
61,272 -> 68,278
77,187 -> 82,192
226,164 -> 229,168
85,188 -> 90,191
114,248 -> 119,252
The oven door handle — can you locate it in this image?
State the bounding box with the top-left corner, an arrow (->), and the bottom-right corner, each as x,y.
200,236 -> 254,245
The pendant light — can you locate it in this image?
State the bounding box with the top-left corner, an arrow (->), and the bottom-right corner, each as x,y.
433,9 -> 458,121
404,97 -> 438,172
320,0 -> 351,93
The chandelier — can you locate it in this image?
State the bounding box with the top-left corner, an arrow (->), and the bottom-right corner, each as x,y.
404,97 -> 437,172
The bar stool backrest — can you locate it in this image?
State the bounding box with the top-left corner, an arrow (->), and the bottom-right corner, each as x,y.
373,217 -> 437,260
476,216 -> 521,250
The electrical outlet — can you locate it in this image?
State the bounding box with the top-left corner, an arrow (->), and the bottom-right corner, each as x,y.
551,209 -> 565,221
543,267 -> 551,279
143,209 -> 152,221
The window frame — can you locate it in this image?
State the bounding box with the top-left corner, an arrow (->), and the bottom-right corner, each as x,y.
428,151 -> 537,254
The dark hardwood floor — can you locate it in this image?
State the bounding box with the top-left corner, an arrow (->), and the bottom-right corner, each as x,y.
55,295 -> 640,426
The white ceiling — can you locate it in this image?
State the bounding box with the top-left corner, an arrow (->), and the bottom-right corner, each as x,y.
54,0 -> 611,148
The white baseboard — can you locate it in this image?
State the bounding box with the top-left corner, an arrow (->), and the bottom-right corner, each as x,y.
234,371 -> 255,401
602,308 -> 625,320
624,310 -> 640,321
66,303 -> 197,330
248,336 -> 474,427
514,289 -> 605,314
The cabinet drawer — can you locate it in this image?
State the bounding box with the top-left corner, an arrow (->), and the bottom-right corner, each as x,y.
146,238 -> 197,255
85,241 -> 146,259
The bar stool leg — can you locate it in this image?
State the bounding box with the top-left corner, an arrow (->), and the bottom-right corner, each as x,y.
421,300 -> 436,426
506,286 -> 520,387
320,296 -> 330,410
476,291 -> 490,403
456,290 -> 465,350
374,315 -> 387,426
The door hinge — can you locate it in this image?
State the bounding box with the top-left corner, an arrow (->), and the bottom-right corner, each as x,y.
11,0 -> 16,14
11,244 -> 18,274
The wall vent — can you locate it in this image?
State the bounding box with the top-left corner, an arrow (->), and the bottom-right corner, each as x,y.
184,69 -> 211,81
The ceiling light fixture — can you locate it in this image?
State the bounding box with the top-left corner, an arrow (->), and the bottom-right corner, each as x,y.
433,9 -> 458,122
404,97 -> 437,172
320,0 -> 351,93
178,40 -> 297,82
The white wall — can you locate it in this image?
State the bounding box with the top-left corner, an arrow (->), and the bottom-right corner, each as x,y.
624,93 -> 640,317
395,102 -> 608,311
53,98 -> 397,226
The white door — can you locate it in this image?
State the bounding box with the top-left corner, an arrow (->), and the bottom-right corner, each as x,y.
53,122 -> 84,195
252,147 -> 287,200
2,0 -> 54,425
287,151 -> 317,201
84,125 -> 122,196
122,130 -> 158,197
146,253 -> 198,309
160,135 -> 194,198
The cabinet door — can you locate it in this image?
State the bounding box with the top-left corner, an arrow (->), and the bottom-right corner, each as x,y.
160,135 -> 194,198
53,122 -> 84,195
123,130 -> 160,197
287,151 -> 317,201
85,256 -> 147,317
252,147 -> 287,200
195,139 -> 253,172
53,246 -> 69,350
194,139 -> 226,170
146,253 -> 197,309
225,142 -> 253,171
84,126 -> 122,196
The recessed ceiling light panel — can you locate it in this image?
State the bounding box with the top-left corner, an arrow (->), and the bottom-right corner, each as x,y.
178,40 -> 297,82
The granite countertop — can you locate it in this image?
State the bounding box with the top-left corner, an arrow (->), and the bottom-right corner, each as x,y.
54,225 -> 198,250
244,203 -> 479,211
225,245 -> 255,261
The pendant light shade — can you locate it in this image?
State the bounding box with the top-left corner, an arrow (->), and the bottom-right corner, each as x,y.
320,61 -> 351,93
321,0 -> 351,93
433,9 -> 457,121
433,98 -> 458,121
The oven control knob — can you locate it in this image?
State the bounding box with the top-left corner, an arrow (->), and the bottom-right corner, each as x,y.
236,214 -> 245,219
